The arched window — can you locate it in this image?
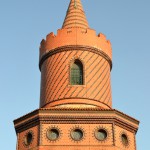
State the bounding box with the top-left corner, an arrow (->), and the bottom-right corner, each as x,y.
70,60 -> 83,85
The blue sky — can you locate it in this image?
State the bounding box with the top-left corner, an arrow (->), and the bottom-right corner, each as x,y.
0,0 -> 150,149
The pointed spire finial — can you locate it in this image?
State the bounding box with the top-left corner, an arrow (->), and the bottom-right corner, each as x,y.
74,0 -> 77,9
62,0 -> 89,29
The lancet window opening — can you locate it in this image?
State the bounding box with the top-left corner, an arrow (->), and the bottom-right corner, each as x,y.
70,59 -> 83,85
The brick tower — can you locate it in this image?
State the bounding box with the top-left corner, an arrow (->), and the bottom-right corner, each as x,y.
14,0 -> 139,149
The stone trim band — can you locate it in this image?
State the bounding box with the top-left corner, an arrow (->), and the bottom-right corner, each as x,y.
39,45 -> 112,71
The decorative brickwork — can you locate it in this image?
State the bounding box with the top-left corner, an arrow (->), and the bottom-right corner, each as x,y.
14,0 -> 139,149
40,50 -> 112,109
14,108 -> 139,149
62,0 -> 89,29
17,126 -> 38,150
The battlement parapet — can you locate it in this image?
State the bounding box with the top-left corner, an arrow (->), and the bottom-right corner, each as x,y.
40,28 -> 112,60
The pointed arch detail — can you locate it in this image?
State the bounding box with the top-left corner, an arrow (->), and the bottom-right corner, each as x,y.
70,59 -> 83,85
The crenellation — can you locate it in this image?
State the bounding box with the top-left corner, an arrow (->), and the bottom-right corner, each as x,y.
40,28 -> 112,60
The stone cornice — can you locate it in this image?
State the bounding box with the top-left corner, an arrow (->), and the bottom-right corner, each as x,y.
39,45 -> 112,71
14,108 -> 139,133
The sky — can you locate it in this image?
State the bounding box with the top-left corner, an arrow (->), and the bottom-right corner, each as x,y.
0,0 -> 150,149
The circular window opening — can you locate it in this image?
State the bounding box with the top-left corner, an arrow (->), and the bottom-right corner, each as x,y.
95,129 -> 107,141
121,134 -> 129,146
47,128 -> 59,141
71,129 -> 83,141
24,132 -> 33,146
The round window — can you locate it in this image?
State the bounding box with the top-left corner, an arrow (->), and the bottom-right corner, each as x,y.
47,128 -> 59,141
95,129 -> 107,141
24,132 -> 33,146
121,134 -> 129,146
71,129 -> 83,141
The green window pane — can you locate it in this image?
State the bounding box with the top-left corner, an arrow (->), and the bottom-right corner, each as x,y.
71,60 -> 83,85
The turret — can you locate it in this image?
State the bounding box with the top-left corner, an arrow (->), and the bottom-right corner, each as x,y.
39,0 -> 112,109
14,1 -> 139,150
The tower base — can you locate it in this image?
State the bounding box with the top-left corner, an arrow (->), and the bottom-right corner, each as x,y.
14,108 -> 139,150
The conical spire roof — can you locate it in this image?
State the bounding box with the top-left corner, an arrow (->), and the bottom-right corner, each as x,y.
62,0 -> 89,29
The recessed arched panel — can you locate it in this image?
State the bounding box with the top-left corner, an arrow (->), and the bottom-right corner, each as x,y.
70,60 -> 83,85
